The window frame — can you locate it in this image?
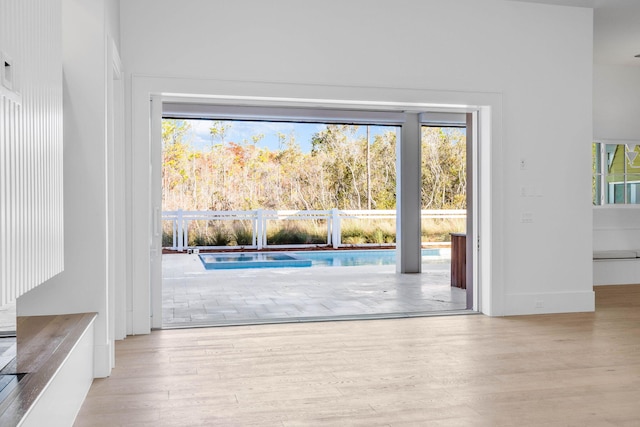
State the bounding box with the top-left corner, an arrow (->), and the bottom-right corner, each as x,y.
593,140 -> 640,206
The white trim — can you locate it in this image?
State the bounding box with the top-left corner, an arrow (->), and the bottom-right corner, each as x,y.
163,103 -> 406,125
467,111 -> 479,311
594,140 -> 640,205
111,39 -> 123,80
593,204 -> 640,210
108,37 -> 127,342
595,138 -> 640,151
160,91 -> 475,112
150,96 -> 163,331
93,342 -> 112,379
503,290 -> 595,316
419,112 -> 467,127
479,105 -> 499,315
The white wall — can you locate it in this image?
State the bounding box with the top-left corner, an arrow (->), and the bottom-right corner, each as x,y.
106,0 -> 120,50
121,0 -> 595,320
0,0 -> 64,306
594,64 -> 640,141
17,0 -> 122,378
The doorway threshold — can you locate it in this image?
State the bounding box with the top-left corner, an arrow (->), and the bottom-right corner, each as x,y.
161,309 -> 478,330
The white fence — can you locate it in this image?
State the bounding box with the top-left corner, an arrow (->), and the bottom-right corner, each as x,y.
162,209 -> 466,251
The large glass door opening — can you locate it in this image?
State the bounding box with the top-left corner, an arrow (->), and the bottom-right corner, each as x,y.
157,106 -> 475,328
420,123 -> 469,312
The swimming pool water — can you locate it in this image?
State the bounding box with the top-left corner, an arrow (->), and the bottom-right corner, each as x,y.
199,249 -> 441,269
293,249 -> 440,267
200,252 -> 312,269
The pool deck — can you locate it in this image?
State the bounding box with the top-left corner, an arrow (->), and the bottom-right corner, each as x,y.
163,253 -> 467,328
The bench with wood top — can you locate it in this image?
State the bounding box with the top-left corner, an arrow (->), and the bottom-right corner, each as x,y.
0,313 -> 96,427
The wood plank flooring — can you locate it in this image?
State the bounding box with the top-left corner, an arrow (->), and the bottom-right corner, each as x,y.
74,286 -> 640,426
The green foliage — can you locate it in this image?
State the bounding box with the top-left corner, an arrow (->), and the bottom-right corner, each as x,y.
162,120 -> 193,196
371,228 -> 385,244
162,119 -> 466,213
160,119 -> 468,249
343,235 -> 367,245
162,230 -> 173,247
184,220 -> 232,247
268,223 -> 325,245
232,223 -> 253,246
162,119 -> 191,146
421,218 -> 466,242
421,127 -> 467,210
268,228 -> 307,245
209,121 -> 231,144
341,220 -> 396,245
211,227 -> 232,247
190,233 -> 212,247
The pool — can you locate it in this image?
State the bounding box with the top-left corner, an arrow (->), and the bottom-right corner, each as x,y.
293,249 -> 441,267
199,249 -> 442,269
199,252 -> 312,269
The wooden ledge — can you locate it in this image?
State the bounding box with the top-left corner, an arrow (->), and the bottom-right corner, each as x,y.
0,313 -> 97,425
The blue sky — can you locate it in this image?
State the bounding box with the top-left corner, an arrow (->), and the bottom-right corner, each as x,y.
185,119 -> 397,153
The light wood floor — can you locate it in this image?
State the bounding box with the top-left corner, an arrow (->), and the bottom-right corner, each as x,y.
75,285 -> 640,426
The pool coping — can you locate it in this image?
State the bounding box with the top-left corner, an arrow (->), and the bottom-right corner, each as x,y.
198,248 -> 447,270
199,252 -> 313,269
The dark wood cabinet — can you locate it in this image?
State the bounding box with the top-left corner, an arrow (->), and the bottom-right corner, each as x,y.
450,233 -> 466,289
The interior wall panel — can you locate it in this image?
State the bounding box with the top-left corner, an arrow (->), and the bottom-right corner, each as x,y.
0,0 -> 63,306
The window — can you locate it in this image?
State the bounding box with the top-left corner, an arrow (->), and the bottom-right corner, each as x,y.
593,142 -> 640,205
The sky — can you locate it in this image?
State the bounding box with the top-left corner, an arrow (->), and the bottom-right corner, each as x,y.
183,119 -> 398,153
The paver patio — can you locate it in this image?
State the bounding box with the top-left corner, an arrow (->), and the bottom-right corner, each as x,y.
162,253 -> 468,328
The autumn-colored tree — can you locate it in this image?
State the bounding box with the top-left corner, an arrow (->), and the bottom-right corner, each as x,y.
162,119 -> 192,209
162,119 -> 466,213
421,127 -> 466,209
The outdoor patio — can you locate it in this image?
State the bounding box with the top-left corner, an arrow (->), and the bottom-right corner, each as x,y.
162,253 -> 467,328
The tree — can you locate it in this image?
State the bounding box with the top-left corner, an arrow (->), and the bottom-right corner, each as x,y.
369,130 -> 397,209
162,119 -> 466,213
161,119 -> 192,210
311,125 -> 368,209
421,127 -> 466,209
208,121 -> 233,210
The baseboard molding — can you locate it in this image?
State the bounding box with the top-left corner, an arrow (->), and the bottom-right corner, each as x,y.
93,342 -> 113,379
503,290 -> 595,315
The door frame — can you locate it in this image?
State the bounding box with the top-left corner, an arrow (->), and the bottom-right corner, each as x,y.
149,101 -> 482,328
129,76 -> 500,333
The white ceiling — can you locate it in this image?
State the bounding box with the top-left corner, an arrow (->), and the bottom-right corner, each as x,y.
511,0 -> 640,66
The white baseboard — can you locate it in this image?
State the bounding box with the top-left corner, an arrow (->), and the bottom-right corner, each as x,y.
93,341 -> 113,378
503,290 -> 595,315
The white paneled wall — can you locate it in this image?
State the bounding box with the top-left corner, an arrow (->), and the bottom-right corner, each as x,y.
0,0 -> 63,306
